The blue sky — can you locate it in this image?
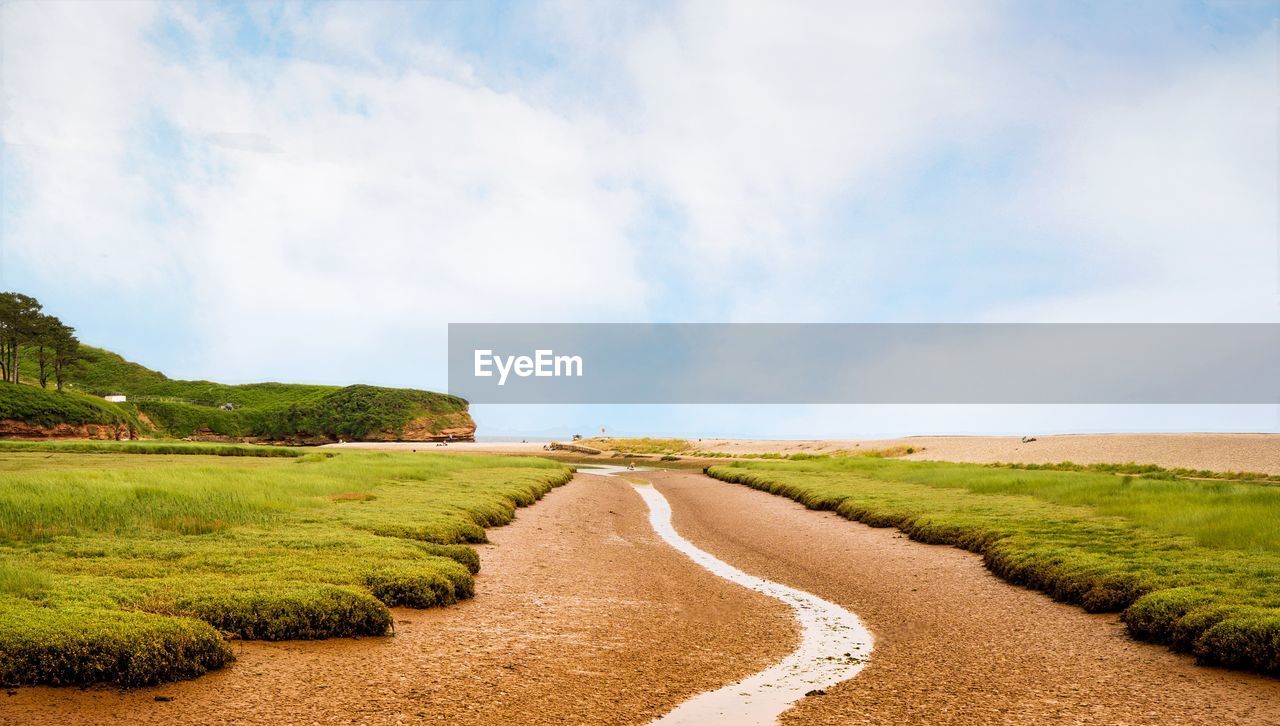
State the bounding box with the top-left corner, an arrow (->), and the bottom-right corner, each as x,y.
1,1 -> 1276,437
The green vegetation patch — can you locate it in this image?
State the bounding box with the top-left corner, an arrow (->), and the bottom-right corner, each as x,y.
0,450 -> 570,686
706,457 -> 1280,675
989,460 -> 1280,485
0,440 -> 301,457
131,383 -> 472,441
585,437 -> 692,454
18,345 -> 473,442
0,605 -> 232,688
0,384 -> 136,430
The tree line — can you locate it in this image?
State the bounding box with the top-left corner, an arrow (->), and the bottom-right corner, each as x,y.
0,292 -> 82,390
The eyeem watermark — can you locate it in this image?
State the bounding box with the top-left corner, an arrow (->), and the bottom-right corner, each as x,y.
474,349 -> 583,386
450,323 -> 1279,403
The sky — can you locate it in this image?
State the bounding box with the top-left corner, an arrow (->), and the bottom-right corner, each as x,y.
1,0 -> 1277,438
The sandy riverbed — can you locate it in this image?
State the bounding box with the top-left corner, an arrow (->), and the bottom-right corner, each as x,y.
650,470 -> 1280,723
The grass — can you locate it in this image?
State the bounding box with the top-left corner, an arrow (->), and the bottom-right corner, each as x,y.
706,456 -> 1280,675
15,345 -> 473,442
134,384 -> 472,441
0,448 -> 571,687
584,437 -> 693,454
990,460 -> 1280,485
0,384 -> 138,431
0,440 -> 301,457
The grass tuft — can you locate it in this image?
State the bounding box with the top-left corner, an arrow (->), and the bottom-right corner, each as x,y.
0,605 -> 233,688
364,561 -> 474,608
177,587 -> 393,640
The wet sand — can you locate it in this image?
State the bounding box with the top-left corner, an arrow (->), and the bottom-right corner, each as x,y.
627,479 -> 871,724
650,470 -> 1280,724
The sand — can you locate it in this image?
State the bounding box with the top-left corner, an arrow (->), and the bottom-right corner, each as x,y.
690,433 -> 1280,474
648,470 -> 1280,724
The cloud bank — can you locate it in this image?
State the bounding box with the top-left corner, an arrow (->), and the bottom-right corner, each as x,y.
2,1 -> 1275,434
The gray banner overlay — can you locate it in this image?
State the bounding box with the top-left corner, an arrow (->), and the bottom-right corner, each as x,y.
448,324 -> 1279,404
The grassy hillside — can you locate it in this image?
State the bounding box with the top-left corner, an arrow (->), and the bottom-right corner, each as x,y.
14,345 -> 473,443
0,384 -> 138,432
707,457 -> 1280,675
0,447 -> 571,686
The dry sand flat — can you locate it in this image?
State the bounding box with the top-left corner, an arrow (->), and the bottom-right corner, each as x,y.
4,474 -> 797,725
695,433 -> 1280,474
649,470 -> 1280,724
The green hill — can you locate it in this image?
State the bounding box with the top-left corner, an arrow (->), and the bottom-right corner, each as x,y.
7,346 -> 474,444
0,383 -> 138,439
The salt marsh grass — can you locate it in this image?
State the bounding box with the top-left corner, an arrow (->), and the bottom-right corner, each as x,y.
0,449 -> 570,687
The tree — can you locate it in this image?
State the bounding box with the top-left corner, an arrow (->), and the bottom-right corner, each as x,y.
32,314 -> 73,388
0,293 -> 16,383
31,314 -> 54,387
0,292 -> 43,384
51,323 -> 82,392
0,292 -> 81,388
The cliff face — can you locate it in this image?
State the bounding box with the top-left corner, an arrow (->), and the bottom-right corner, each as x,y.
365,410 -> 477,442
183,410 -> 477,446
0,419 -> 134,441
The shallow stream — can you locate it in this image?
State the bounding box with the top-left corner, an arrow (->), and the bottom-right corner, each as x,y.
576,467 -> 874,725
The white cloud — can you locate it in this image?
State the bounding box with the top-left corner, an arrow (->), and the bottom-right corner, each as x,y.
613,1 -> 1006,318
992,35 -> 1278,322
3,1 -> 650,384
1,2 -> 181,288
1,0 -> 1274,412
